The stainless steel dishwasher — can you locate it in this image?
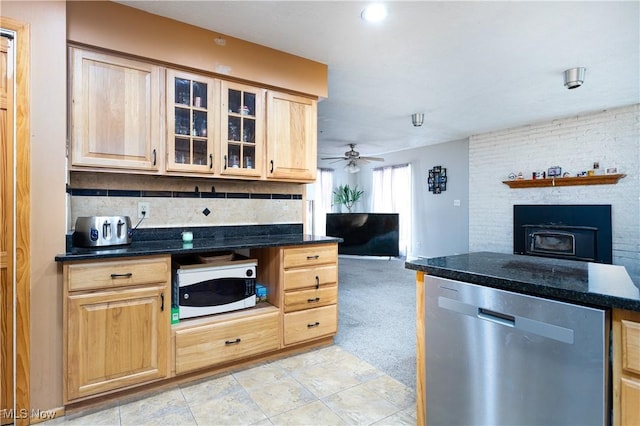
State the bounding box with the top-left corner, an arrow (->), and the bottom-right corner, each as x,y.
425,276 -> 609,426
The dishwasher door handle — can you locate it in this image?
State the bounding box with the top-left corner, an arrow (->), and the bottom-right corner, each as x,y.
478,308 -> 515,327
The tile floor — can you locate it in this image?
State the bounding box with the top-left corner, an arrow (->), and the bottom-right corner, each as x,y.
45,345 -> 416,426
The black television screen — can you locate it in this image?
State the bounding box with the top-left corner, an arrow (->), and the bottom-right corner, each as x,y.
326,213 -> 399,257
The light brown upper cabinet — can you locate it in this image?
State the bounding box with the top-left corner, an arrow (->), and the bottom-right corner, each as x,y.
266,91 -> 317,182
69,48 -> 162,172
166,69 -> 218,174
220,82 -> 264,178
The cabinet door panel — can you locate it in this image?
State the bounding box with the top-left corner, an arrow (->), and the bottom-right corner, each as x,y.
621,378 -> 640,426
166,70 -> 217,174
70,48 -> 160,171
220,82 -> 264,177
66,286 -> 168,401
622,319 -> 640,374
266,91 -> 316,181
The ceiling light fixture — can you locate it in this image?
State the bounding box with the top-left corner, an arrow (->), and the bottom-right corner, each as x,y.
563,67 -> 586,89
412,113 -> 424,127
361,4 -> 387,23
345,160 -> 360,174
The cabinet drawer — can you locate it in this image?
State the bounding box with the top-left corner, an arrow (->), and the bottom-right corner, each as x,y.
284,304 -> 337,346
174,311 -> 280,374
622,319 -> 640,374
283,264 -> 337,291
66,256 -> 170,291
283,244 -> 337,269
284,286 -> 337,313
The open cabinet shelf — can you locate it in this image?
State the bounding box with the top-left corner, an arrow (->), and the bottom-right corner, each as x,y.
502,174 -> 626,188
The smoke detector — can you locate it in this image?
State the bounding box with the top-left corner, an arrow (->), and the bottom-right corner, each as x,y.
563,67 -> 586,89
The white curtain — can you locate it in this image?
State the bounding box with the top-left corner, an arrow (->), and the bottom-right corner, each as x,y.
307,168 -> 334,235
372,164 -> 412,256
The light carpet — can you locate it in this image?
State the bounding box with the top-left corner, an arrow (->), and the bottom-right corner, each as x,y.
334,256 -> 417,390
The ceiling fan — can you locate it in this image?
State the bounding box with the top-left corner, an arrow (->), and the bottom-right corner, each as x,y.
320,144 -> 384,173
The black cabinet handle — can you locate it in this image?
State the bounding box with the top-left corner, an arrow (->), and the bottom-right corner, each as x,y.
225,338 -> 241,345
307,297 -> 320,303
270,160 -> 274,173
160,292 -> 164,311
224,155 -> 228,170
152,149 -> 157,166
307,255 -> 320,260
315,276 -> 320,289
209,153 -> 213,169
110,273 -> 132,279
307,322 -> 320,328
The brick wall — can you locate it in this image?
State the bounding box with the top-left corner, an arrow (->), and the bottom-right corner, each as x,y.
469,104 -> 639,277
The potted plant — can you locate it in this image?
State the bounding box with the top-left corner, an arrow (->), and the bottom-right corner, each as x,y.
333,184 -> 364,213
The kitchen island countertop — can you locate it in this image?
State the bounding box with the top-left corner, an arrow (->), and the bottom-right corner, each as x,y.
405,251 -> 640,311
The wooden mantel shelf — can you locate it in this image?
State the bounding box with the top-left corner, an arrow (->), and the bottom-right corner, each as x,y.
502,174 -> 626,188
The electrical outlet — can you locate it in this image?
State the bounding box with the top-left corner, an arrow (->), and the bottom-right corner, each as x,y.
138,202 -> 150,219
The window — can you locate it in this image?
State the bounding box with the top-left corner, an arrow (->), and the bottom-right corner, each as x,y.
306,168 -> 334,235
372,163 -> 412,256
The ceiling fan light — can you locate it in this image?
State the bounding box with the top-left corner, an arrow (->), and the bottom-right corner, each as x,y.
412,112 -> 424,127
345,161 -> 360,173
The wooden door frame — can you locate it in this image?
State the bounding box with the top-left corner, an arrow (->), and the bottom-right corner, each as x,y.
0,16 -> 30,426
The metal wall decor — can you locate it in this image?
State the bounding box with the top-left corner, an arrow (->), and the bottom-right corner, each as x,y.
428,165 -> 447,194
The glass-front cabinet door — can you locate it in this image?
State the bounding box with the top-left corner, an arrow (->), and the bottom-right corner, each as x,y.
220,82 -> 264,177
167,70 -> 218,173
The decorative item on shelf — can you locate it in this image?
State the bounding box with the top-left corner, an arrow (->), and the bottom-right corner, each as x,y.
532,171 -> 546,180
332,184 -> 364,213
606,166 -> 618,175
508,173 -> 516,181
517,172 -> 524,180
547,166 -> 562,177
428,165 -> 447,194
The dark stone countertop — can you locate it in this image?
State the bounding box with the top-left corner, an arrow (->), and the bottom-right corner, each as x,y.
55,224 -> 341,262
405,251 -> 640,312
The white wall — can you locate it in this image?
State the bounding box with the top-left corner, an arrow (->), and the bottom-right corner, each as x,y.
321,139 -> 470,258
469,104 -> 640,278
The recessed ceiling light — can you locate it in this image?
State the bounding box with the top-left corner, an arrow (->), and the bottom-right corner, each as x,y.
361,4 -> 387,23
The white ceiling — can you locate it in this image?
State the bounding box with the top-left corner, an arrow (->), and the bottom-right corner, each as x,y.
118,1 -> 640,159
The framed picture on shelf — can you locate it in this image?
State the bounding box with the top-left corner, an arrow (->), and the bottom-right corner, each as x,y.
605,167 -> 618,175
547,166 -> 562,177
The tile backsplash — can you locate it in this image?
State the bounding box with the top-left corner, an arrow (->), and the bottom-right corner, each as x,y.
67,172 -> 304,231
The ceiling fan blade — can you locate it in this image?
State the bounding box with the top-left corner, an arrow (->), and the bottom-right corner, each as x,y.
320,156 -> 348,160
360,156 -> 385,161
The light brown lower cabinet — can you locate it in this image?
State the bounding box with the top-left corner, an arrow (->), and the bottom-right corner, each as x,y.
613,309 -> 640,426
63,256 -> 171,403
63,243 -> 339,406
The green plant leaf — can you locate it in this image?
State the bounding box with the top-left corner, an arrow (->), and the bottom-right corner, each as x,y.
332,184 -> 364,213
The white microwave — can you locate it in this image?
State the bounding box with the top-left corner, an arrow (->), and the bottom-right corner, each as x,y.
172,256 -> 257,319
